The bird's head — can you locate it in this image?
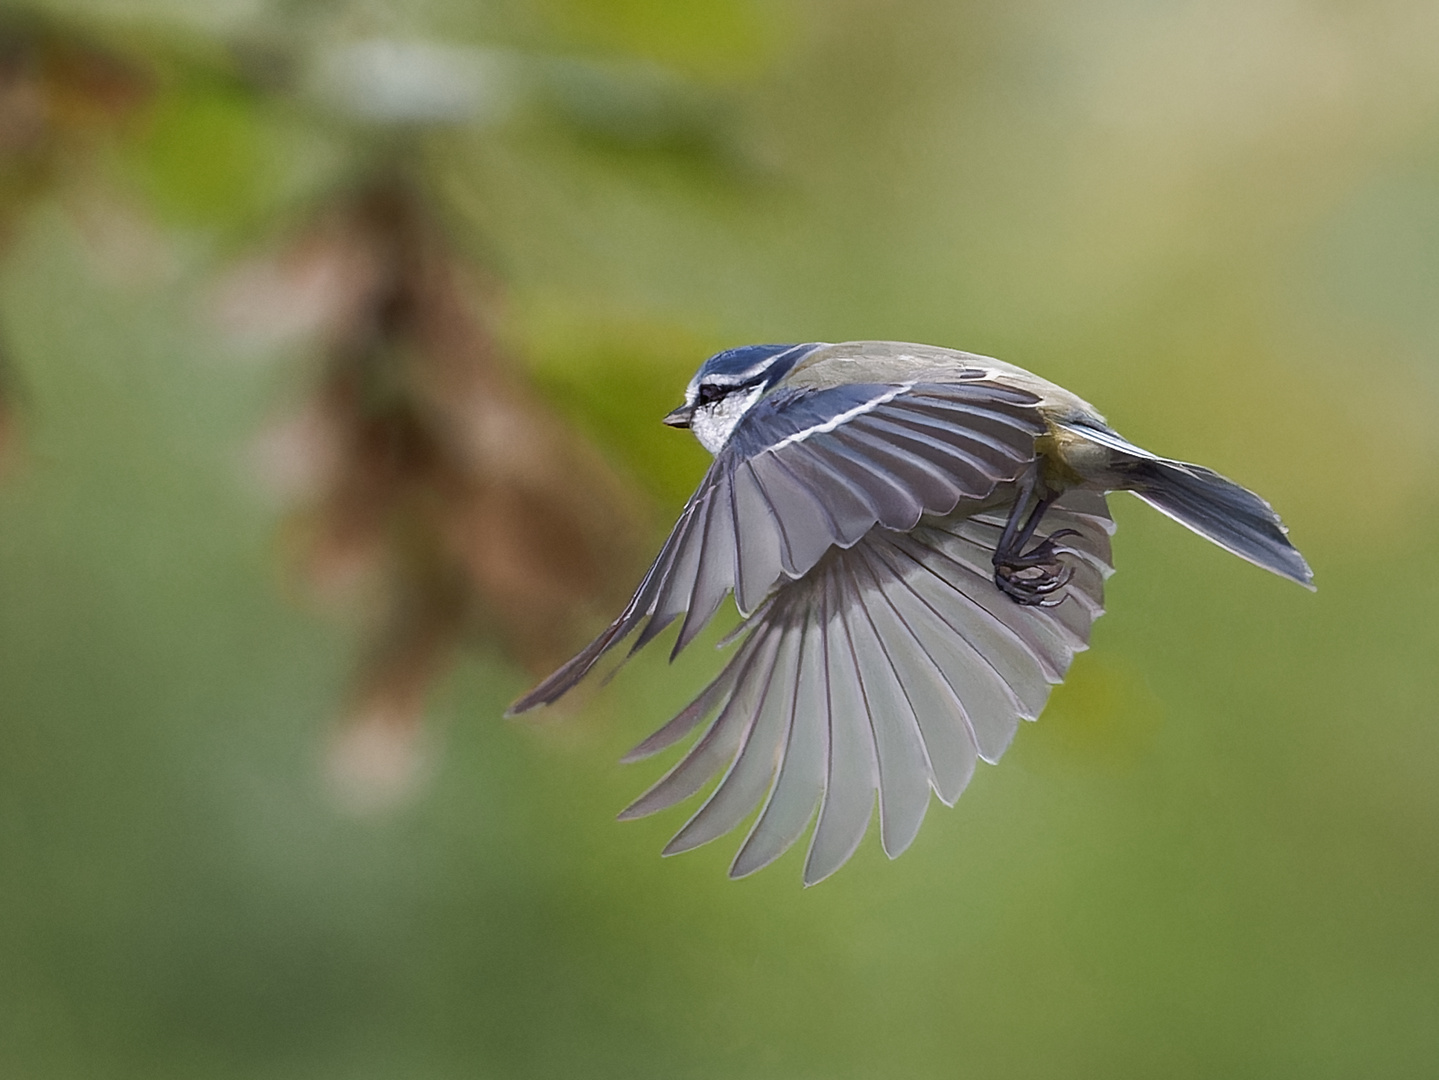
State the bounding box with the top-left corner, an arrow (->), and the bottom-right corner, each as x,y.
663,343 -> 821,453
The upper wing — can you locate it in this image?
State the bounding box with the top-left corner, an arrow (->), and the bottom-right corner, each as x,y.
507,380 -> 1046,715
619,490 -> 1116,885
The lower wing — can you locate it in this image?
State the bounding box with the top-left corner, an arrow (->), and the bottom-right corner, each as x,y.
618,488 -> 1116,886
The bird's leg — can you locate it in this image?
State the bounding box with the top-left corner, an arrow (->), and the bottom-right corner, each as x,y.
993,480 -> 1079,607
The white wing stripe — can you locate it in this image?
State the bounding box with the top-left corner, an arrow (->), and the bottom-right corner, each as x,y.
766,383 -> 914,453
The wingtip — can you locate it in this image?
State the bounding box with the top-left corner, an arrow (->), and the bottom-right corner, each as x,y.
503,693 -> 543,719
880,837 -> 914,861
800,864 -> 838,888
660,829 -> 714,858
503,673 -> 572,719
727,848 -> 772,881
616,782 -> 684,822
878,810 -> 927,861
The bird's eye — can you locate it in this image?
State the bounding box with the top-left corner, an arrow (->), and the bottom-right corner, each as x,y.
696,383 -> 726,407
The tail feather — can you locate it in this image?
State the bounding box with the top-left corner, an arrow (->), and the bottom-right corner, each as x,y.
1058,421 -> 1313,589
1124,458 -> 1313,588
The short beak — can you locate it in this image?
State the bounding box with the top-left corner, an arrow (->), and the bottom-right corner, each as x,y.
662,403 -> 694,429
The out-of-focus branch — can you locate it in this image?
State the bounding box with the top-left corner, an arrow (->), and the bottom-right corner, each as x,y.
225,178 -> 647,806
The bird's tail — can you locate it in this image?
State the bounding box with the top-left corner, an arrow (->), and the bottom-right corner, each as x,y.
1060,422 -> 1314,589
1123,458 -> 1314,587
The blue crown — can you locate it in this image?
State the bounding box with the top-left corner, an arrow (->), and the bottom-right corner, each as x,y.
695,343 -> 819,388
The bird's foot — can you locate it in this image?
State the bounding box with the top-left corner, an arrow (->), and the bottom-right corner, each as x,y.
993,529 -> 1079,607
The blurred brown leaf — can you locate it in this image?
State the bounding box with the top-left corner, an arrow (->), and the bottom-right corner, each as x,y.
229,176 -> 647,800
0,16 -> 148,213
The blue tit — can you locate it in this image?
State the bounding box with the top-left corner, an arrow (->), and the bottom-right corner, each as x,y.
509,341 -> 1313,885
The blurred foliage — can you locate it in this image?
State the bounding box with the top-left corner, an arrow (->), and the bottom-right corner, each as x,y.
1,0 -> 1438,1078
537,0 -> 777,80
127,80 -> 277,228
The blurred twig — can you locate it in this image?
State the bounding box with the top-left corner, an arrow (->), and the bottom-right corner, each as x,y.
225,176 -> 645,805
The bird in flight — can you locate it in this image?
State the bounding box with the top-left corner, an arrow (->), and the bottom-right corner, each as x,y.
509,341 -> 1313,885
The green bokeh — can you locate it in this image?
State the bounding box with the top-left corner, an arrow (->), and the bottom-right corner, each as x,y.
2,2 -> 1438,1078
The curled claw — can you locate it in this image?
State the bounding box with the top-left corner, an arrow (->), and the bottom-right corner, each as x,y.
1002,529 -> 1081,568
1039,527 -> 1081,547
993,525 -> 1078,607
995,564 -> 1074,607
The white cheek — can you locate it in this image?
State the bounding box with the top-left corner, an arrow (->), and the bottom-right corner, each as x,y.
690,387 -> 763,454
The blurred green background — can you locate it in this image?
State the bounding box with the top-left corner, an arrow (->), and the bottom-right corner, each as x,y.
2,0 -> 1438,1077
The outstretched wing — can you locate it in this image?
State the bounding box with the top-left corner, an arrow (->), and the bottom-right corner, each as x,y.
619,490 -> 1115,886
507,380 -> 1046,714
